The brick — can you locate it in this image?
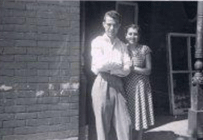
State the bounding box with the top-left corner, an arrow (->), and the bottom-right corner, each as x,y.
14,126 -> 36,135
1,1 -> 26,10
70,69 -> 79,76
15,83 -> 37,90
49,70 -> 61,76
15,98 -> 37,105
16,90 -> 36,98
0,24 -> 15,32
48,117 -> 70,125
60,96 -> 79,103
61,109 -> 78,117
5,106 -> 26,113
70,7 -> 80,14
49,47 -> 70,55
0,10 -> 36,18
69,42 -> 80,48
15,24 -> 37,32
37,19 -> 57,26
47,103 -> 71,110
69,56 -> 80,62
3,47 -> 26,55
38,56 -> 60,62
0,9 -> 25,17
0,32 -> 24,40
57,20 -> 71,27
70,35 -> 80,42
49,76 -> 70,83
27,3 -> 70,12
70,48 -> 80,56
0,121 -> 2,128
0,55 -> 14,61
70,14 -> 80,21
23,32 -> 37,40
70,62 -> 79,70
25,3 -> 39,11
27,62 -> 49,69
0,62 -> 26,69
49,62 -> 69,69
0,76 -> 27,84
26,118 -> 48,126
38,41 -> 69,48
37,11 -> 70,20
37,26 -> 58,34
26,105 -> 48,112
37,111 -> 62,118
15,40 -> 37,47
60,56 -> 69,62
37,70 -> 50,76
34,123 -> 69,133
0,128 -> 13,136
0,114 -> 14,121
0,99 -> 15,106
60,70 -> 69,76
27,76 -> 49,83
0,92 -> 16,99
37,34 -> 70,41
27,47 -> 49,55
70,116 -> 79,124
0,107 -> 3,114
69,27 -> 79,35
25,17 -> 37,25
1,17 -> 25,24
15,112 -> 37,120
3,120 -> 25,128
15,55 -> 37,61
71,20 -> 79,28
37,97 -> 59,104
0,69 -> 14,76
15,69 -> 37,76
69,103 -> 79,109
0,40 -> 15,47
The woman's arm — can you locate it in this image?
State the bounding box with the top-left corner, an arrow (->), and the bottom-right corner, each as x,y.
133,53 -> 151,75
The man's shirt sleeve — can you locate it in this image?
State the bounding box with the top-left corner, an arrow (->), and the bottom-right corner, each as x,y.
91,38 -> 109,75
110,44 -> 131,77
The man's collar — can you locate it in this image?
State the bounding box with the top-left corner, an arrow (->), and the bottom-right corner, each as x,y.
102,33 -> 119,44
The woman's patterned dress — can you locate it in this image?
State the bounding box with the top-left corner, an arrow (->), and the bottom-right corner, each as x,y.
123,44 -> 154,130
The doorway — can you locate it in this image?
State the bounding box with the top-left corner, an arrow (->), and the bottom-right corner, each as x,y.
79,1 -> 138,140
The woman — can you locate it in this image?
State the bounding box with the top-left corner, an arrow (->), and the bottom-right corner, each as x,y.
123,24 -> 155,140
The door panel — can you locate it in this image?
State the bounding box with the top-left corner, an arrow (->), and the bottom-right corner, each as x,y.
167,33 -> 196,115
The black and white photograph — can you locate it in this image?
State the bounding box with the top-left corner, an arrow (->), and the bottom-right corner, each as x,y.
0,0 -> 202,140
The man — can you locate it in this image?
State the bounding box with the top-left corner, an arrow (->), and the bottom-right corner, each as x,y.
91,10 -> 132,140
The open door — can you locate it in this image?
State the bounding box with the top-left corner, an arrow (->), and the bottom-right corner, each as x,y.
79,1 -> 138,140
116,1 -> 138,41
167,32 -> 196,115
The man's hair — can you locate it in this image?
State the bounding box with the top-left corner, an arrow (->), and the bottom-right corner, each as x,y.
103,10 -> 121,24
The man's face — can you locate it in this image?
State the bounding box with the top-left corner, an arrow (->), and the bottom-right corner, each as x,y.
103,15 -> 120,39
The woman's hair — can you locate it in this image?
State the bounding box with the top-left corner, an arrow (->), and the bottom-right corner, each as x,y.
124,24 -> 139,35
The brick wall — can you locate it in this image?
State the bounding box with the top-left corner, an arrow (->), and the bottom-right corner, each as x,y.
0,1 -> 80,140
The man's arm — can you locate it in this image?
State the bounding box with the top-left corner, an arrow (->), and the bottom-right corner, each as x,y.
110,44 -> 132,77
91,38 -> 112,75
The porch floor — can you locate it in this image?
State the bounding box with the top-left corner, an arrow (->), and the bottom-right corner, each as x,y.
80,113 -> 201,140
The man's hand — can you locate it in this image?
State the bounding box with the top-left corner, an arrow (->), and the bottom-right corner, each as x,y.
102,73 -> 124,93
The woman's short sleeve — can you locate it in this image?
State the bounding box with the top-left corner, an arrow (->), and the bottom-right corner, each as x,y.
143,45 -> 152,56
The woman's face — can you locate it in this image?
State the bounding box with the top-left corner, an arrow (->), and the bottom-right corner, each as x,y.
125,27 -> 139,45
